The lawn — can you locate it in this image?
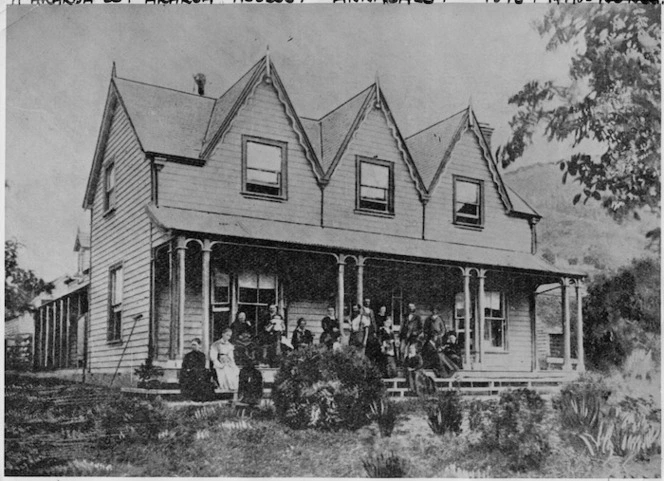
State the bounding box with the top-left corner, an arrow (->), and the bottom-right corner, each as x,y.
4,373 -> 661,477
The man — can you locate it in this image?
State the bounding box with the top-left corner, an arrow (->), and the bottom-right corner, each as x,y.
362,298 -> 381,364
399,302 -> 422,360
179,338 -> 215,402
424,306 -> 447,345
291,318 -> 314,349
320,306 -> 340,350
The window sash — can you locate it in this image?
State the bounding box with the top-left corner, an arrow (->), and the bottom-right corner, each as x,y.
358,159 -> 393,212
105,165 -> 116,210
245,140 -> 284,195
454,179 -> 482,225
110,267 -> 123,305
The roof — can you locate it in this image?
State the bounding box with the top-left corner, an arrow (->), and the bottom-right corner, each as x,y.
85,56 -> 539,219
74,230 -> 90,251
505,185 -> 540,218
146,204 -> 582,278
405,109 -> 467,191
114,77 -> 215,159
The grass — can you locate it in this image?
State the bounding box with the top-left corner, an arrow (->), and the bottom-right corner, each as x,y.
5,373 -> 661,477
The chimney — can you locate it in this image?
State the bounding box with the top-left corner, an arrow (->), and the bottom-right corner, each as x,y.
478,122 -> 494,150
193,73 -> 206,96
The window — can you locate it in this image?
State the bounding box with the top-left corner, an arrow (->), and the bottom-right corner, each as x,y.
454,177 -> 482,227
357,157 -> 394,214
484,291 -> 506,349
237,271 -> 277,337
108,265 -> 123,342
104,163 -> 116,212
454,292 -> 474,350
242,136 -> 287,198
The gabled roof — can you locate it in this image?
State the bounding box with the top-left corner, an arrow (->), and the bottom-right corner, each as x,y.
405,109 -> 467,192
74,229 -> 90,251
114,77 -> 215,159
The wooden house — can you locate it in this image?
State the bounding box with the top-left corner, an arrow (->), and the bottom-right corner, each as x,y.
67,56 -> 585,386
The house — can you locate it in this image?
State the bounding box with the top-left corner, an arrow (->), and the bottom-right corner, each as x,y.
37,56 -> 586,387
23,230 -> 90,371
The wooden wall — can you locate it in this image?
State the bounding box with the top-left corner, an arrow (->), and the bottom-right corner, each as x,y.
323,107 -> 423,238
88,103 -> 152,373
426,131 -> 532,252
158,82 -> 322,226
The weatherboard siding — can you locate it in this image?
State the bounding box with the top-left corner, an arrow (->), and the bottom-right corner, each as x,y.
287,300 -> 329,343
483,289 -> 532,371
158,82 -> 321,226
89,104 -> 152,373
426,131 -> 532,253
324,107 -> 423,238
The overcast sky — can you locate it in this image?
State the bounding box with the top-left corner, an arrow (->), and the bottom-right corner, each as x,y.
6,4 -> 581,281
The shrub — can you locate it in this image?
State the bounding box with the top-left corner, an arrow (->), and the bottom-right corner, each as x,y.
469,389 -> 550,472
607,396 -> 661,460
369,399 -> 398,437
134,357 -> 165,388
272,345 -> 384,431
556,379 -> 611,432
362,452 -> 409,478
428,391 -> 462,435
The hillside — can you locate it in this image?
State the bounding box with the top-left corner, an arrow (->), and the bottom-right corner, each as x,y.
503,162 -> 659,277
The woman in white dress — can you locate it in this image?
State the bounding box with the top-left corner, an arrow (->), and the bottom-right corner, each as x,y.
210,327 -> 239,391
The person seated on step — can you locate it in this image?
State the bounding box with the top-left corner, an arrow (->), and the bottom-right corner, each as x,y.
291,318 -> 314,349
319,306 -> 341,350
441,331 -> 462,371
210,328 -> 240,392
238,349 -> 263,406
180,338 -> 215,402
230,311 -> 252,344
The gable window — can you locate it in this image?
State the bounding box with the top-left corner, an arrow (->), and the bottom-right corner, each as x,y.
454,177 -> 482,227
484,291 -> 506,350
108,264 -> 123,342
104,163 -> 116,212
357,157 -> 394,214
242,136 -> 287,199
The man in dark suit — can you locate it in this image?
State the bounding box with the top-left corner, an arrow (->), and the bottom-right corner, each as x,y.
399,303 -> 422,361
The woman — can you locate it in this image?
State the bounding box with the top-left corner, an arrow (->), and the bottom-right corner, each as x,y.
349,303 -> 370,351
210,328 -> 239,391
180,338 -> 215,402
378,316 -> 398,378
291,318 -> 313,349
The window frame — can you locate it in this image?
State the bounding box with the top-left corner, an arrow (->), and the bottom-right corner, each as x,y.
241,135 -> 288,201
453,176 -> 483,228
355,156 -> 395,216
104,161 -> 116,214
483,291 -> 507,352
107,263 -> 123,343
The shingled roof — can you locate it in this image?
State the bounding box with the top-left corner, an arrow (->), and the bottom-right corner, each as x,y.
85,56 -> 539,218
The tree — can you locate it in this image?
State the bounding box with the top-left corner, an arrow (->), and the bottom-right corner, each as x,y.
5,240 -> 52,320
500,6 -> 660,222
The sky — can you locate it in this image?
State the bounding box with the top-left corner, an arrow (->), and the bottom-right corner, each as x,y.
6,4 -> 582,281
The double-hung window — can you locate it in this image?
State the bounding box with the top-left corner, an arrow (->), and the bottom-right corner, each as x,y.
242,136 -> 287,199
484,291 -> 506,349
357,157 -> 394,214
454,292 -> 474,348
237,271 -> 277,337
108,264 -> 123,342
104,163 -> 116,212
454,177 -> 482,227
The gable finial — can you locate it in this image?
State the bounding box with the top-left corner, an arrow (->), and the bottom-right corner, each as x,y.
266,45 -> 271,78
111,61 -> 117,78
374,71 -> 382,109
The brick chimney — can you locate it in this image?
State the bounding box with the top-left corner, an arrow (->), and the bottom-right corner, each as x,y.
478,122 -> 494,150
193,73 -> 206,96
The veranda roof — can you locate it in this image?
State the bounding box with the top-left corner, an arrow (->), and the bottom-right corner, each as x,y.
146,204 -> 582,278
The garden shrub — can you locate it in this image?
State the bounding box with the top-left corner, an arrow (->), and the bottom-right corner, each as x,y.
362,452 -> 409,478
272,345 -> 384,430
369,399 -> 398,437
556,379 -> 611,432
606,396 -> 661,460
466,398 -> 499,443
469,389 -> 550,472
428,391 -> 462,435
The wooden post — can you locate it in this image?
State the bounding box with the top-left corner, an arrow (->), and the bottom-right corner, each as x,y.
65,296 -> 71,368
530,290 -> 538,372
356,255 -> 365,305
575,280 -> 585,372
176,236 -> 187,359
477,269 -> 486,368
337,255 -> 346,334
42,307 -> 48,368
60,299 -> 65,368
51,303 -> 56,368
462,268 -> 472,369
561,277 -> 572,370
201,240 -> 212,360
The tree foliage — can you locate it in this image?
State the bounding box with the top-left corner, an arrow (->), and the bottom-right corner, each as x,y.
500,6 -> 661,221
5,240 -> 52,320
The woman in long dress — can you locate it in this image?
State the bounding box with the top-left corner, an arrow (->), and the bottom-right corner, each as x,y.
210,328 -> 239,391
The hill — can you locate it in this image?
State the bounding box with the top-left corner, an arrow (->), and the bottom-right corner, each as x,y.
503,162 -> 659,277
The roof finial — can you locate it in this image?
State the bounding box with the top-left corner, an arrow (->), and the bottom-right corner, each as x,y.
266,45 -> 271,78
374,71 -> 382,109
111,61 -> 117,78
467,95 -> 473,110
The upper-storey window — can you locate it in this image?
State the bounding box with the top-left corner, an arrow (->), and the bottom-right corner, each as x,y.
454,176 -> 483,227
242,136 -> 287,199
357,157 -> 394,214
104,162 -> 116,212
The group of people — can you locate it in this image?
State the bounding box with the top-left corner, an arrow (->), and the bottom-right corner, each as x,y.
179,300 -> 463,402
